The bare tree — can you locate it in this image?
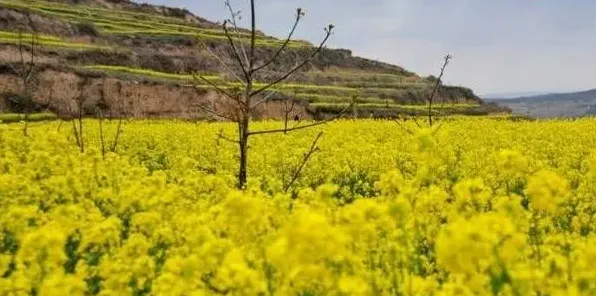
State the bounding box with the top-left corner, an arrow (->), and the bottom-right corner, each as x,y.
70,77 -> 90,153
194,0 -> 341,189
427,54 -> 452,127
110,82 -> 128,153
97,81 -> 109,159
350,94 -> 359,119
98,107 -> 107,159
8,30 -> 41,136
281,89 -> 303,134
97,80 -> 130,157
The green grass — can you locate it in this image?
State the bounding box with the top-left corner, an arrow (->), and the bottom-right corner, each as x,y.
83,65 -> 359,94
0,30 -> 112,50
0,112 -> 57,123
306,70 -> 417,80
83,65 -> 220,81
310,102 -> 480,110
303,71 -> 432,90
0,31 -> 61,42
298,94 -> 387,104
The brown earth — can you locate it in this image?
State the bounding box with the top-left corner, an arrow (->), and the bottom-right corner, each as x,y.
0,67 -> 309,119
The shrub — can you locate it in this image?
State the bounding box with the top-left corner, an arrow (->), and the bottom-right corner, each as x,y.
2,92 -> 42,114
75,22 -> 100,37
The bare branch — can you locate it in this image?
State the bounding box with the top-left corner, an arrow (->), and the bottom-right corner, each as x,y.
395,119 -> 414,135
284,131 -> 323,192
110,117 -> 124,153
248,105 -> 345,136
222,20 -> 249,80
24,33 -> 38,86
251,25 -> 334,97
427,54 -> 452,127
195,37 -> 244,84
250,89 -> 282,109
248,0 -> 257,71
198,0 -> 336,189
412,116 -> 422,128
193,74 -> 237,100
282,89 -> 299,134
71,120 -> 81,149
434,122 -> 445,134
98,108 -> 106,160
196,103 -> 237,121
253,8 -> 304,73
224,0 -> 250,67
27,33 -> 36,75
218,129 -> 239,144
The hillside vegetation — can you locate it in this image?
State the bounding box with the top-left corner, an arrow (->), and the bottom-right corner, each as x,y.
0,0 -> 503,119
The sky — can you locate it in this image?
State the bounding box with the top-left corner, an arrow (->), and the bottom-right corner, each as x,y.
139,0 -> 596,97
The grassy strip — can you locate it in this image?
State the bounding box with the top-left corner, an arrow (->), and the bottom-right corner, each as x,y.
298,94 -> 389,104
84,65 -> 220,81
319,81 -> 429,90
310,102 -> 480,109
306,70 -> 419,80
0,37 -> 112,50
84,65 -> 358,94
0,32 -> 112,50
0,31 -> 62,42
303,71 -> 430,89
0,112 -> 57,123
105,29 -> 308,48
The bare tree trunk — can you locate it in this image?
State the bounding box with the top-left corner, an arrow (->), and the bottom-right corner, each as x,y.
427,54 -> 452,127
98,109 -> 106,160
111,118 -> 123,152
238,121 -> 249,188
78,107 -> 84,153
22,109 -> 29,137
351,95 -> 358,119
10,30 -> 40,137
238,74 -> 252,188
72,120 -> 81,150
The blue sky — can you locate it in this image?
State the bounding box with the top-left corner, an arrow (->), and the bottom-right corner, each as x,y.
140,0 -> 596,97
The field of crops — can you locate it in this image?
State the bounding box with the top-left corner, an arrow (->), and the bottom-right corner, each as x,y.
0,118 -> 595,295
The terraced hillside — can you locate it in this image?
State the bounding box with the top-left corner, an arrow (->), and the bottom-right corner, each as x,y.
0,0 -> 504,119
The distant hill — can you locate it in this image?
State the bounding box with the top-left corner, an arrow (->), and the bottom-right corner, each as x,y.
486,89 -> 596,118
0,0 -> 501,119
482,91 -> 557,99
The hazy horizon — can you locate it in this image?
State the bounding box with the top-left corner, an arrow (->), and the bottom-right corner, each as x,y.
481,89 -> 589,99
